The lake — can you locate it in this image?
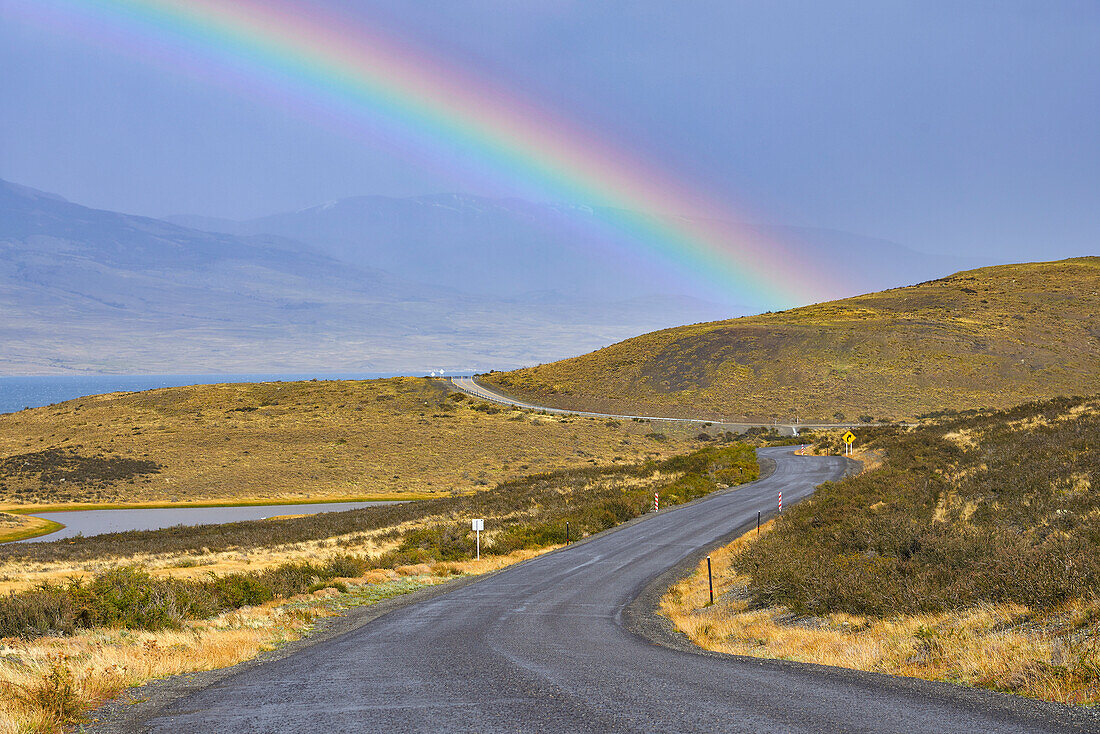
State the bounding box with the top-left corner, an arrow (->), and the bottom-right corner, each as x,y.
15,500 -> 407,543
0,372 -> 419,415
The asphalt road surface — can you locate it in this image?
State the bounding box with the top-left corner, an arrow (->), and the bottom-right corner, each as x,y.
450,376 -> 881,436
118,448 -> 1092,733
450,375 -> 728,423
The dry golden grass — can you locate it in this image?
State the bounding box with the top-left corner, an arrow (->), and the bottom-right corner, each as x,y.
0,377 -> 703,507
0,509 -> 426,594
1,605 -> 314,733
662,522 -> 1100,705
0,498 -> 555,595
0,443 -> 753,592
0,547 -> 547,733
0,577 -> 415,733
487,257 -> 1100,421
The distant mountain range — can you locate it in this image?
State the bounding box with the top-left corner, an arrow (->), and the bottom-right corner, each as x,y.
3,177 -> 987,374
165,195 -> 987,302
0,180 -> 725,374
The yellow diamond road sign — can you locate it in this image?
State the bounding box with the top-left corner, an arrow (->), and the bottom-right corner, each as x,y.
842,431 -> 856,445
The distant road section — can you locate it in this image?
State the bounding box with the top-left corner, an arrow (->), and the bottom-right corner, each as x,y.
451,376 -> 734,424
451,376 -> 867,436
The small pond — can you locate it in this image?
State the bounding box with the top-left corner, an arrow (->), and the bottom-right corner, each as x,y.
15,500 -> 406,543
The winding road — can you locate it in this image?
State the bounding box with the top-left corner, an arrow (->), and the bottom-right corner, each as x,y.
450,376 -> 877,435
105,447 -> 1093,733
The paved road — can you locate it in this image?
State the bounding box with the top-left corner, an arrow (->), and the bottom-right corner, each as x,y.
126,448 -> 1090,733
450,376 -> 879,436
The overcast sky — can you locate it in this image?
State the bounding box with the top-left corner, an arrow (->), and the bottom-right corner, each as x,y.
1,0 -> 1097,261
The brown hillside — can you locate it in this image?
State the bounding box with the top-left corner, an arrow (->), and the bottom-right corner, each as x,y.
0,377 -> 703,507
485,258 -> 1100,421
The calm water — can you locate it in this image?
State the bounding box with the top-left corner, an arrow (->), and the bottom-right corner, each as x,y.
16,500 -> 407,543
0,372 -> 422,415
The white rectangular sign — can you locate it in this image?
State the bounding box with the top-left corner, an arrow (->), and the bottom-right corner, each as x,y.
472,519 -> 484,531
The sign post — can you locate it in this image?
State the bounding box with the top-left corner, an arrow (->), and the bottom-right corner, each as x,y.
842,430 -> 856,456
472,518 -> 484,560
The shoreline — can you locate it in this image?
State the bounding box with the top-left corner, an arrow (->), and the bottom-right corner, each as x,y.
0,493 -> 433,515
0,495 -> 430,544
0,515 -> 66,543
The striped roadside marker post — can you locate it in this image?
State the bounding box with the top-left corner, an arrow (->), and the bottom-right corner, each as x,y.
654,492 -> 659,513
779,491 -> 783,513
707,556 -> 714,605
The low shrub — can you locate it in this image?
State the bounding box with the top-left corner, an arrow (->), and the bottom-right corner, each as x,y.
396,525 -> 470,562
0,556 -> 376,638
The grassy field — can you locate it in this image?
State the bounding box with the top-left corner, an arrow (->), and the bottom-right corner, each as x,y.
0,376 -> 709,507
663,395 -> 1100,704
485,257 -> 1100,421
0,442 -> 757,583
0,441 -> 757,731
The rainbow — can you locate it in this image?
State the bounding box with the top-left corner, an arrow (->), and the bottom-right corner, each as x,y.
17,0 -> 838,309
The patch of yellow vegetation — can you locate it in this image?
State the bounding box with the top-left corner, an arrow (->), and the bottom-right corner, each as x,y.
1007,415 -> 1052,431
931,492 -> 980,525
0,604 -> 317,733
1008,400 -> 1100,432
1064,473 -> 1092,497
942,430 -> 978,449
662,522 -> 1100,705
930,491 -> 950,522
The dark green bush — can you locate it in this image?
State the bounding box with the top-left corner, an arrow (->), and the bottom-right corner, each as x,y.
0,585 -> 79,638
79,567 -> 188,630
0,556 -> 378,638
489,521 -> 565,555
397,525 -> 470,562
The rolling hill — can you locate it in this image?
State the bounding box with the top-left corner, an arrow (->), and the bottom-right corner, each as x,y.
0,377 -> 705,506
483,258 -> 1100,421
